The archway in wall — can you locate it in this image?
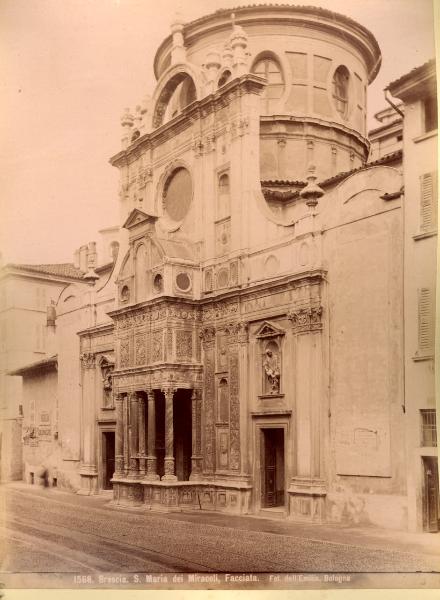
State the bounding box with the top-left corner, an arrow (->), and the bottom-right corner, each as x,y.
153,73 -> 197,128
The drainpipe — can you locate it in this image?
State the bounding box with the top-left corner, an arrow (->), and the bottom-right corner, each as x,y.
384,88 -> 404,117
384,87 -> 405,415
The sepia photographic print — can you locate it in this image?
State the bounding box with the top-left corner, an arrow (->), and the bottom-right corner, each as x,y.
0,0 -> 439,597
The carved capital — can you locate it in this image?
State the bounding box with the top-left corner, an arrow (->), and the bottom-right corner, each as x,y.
287,306 -> 323,333
199,325 -> 216,345
225,321 -> 248,343
80,352 -> 95,369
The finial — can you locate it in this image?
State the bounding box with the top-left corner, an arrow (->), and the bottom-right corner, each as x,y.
299,164 -> 324,208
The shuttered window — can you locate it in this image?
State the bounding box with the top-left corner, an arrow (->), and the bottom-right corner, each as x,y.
420,172 -> 438,231
418,287 -> 435,353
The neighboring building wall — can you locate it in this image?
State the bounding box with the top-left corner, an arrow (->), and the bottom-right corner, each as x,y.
368,106 -> 403,162
0,273 -> 67,482
389,61 -> 438,532
22,369 -> 60,487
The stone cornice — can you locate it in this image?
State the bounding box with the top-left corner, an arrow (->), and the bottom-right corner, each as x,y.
109,74 -> 265,168
77,322 -> 114,338
260,115 -> 370,152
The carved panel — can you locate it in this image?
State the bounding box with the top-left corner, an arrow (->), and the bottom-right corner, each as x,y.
135,334 -> 146,366
203,346 -> 216,473
215,218 -> 231,257
217,332 -> 228,371
120,339 -> 130,369
176,330 -> 193,361
166,329 -> 173,361
151,330 -> 163,362
229,351 -> 240,471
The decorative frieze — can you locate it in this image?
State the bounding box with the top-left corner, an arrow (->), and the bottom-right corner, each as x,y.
287,306 -> 323,333
203,300 -> 239,322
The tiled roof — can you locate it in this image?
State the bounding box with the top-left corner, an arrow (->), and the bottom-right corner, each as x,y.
260,150 -> 403,194
5,263 -> 84,280
8,355 -> 58,377
320,150 -> 403,187
387,59 -> 436,90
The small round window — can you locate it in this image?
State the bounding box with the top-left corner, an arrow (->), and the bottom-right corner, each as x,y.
176,272 -> 191,291
332,66 -> 350,118
163,167 -> 192,222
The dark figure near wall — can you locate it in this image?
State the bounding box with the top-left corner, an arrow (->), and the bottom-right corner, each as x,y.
40,468 -> 49,488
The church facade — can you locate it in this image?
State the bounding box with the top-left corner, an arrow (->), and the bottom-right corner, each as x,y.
8,5 -> 438,532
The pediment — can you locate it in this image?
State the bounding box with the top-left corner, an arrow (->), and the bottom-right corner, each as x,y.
98,354 -> 114,368
255,321 -> 285,338
122,209 -> 158,231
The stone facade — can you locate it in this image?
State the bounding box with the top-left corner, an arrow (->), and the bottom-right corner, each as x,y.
8,6 -> 438,532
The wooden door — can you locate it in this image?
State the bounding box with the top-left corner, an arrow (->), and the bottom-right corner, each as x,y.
262,429 -> 284,508
103,432 -> 115,490
264,434 -> 277,507
424,457 -> 439,533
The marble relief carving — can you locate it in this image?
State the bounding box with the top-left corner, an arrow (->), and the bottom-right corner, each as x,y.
176,330 -> 193,361
134,334 -> 146,366
228,351 -> 241,471
119,339 -> 130,368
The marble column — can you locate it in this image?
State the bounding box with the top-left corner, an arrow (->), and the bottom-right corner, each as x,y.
162,388 -> 177,480
114,393 -> 124,476
190,389 -> 202,479
128,392 -> 139,479
145,390 -> 159,480
138,395 -> 146,476
123,394 -> 129,475
78,352 -> 98,494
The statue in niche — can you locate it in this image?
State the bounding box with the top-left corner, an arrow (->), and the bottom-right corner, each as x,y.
263,346 -> 280,394
101,364 -> 114,407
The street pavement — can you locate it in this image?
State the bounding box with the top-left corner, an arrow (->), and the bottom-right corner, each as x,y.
1,482 -> 439,578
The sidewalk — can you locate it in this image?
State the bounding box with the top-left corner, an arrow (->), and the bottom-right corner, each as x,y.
4,481 -> 440,562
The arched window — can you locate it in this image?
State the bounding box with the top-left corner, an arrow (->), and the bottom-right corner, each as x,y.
218,70 -> 232,88
332,66 -> 350,118
217,172 -> 231,219
218,378 -> 229,423
154,73 -> 197,128
252,56 -> 284,114
135,244 -> 148,302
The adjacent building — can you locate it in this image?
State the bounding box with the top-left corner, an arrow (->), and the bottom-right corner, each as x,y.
4,5 -> 438,532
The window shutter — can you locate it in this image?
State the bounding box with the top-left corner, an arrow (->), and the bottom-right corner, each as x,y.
418,287 -> 434,352
420,172 -> 438,231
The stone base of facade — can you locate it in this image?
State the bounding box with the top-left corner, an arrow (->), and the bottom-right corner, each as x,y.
77,468 -> 99,495
287,477 -> 327,523
111,478 -> 252,515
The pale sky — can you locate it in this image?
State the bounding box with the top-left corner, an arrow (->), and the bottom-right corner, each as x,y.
0,0 -> 436,265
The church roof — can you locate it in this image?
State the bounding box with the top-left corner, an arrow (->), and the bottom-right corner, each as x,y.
5,263 -> 84,281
